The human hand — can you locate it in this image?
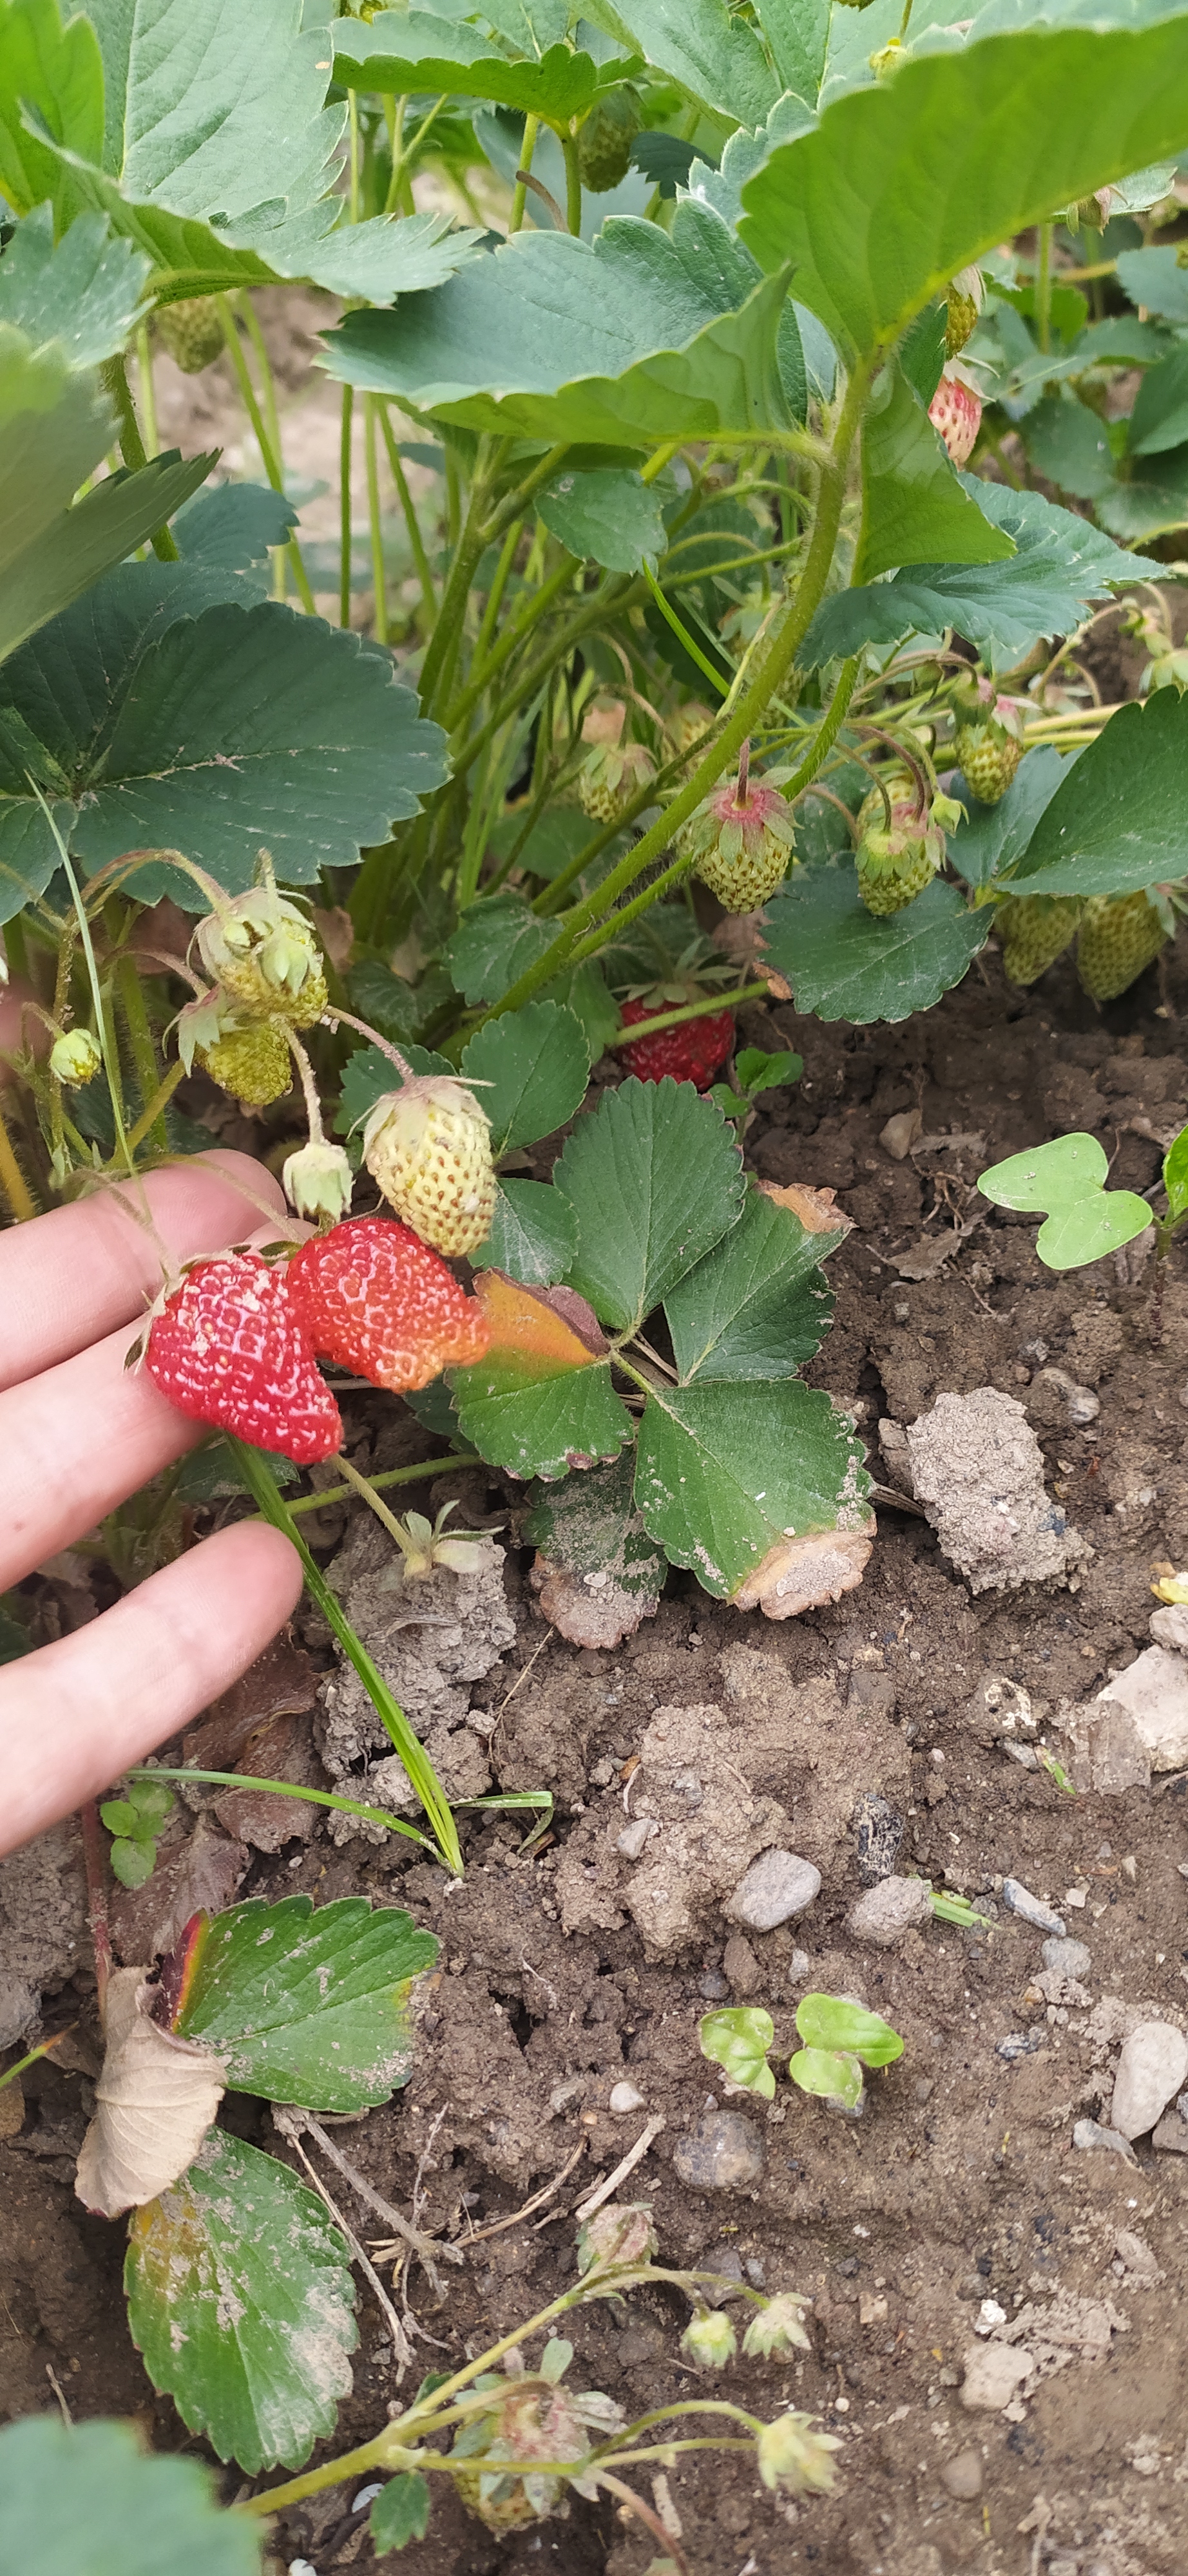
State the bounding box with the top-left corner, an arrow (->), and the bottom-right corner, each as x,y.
0,1147 -> 304,1858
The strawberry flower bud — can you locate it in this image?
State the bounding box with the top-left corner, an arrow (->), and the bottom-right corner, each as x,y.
50,1028 -> 103,1086
756,2409 -> 841,2495
576,2202 -> 658,2279
742,2293 -> 813,2358
196,869 -> 328,1028
681,2306 -> 737,2367
282,1139 -> 354,1224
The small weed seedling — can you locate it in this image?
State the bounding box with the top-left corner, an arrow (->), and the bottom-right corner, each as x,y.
97,1776 -> 174,1889
701,1993 -> 905,2117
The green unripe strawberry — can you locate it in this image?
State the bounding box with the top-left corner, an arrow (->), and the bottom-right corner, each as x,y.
678,747 -> 796,913
997,895 -> 1082,987
157,298 -> 224,374
577,86 -> 642,193
952,677 -> 1024,806
577,737 -> 656,824
855,777 -> 946,917
669,701 -> 717,765
1076,893 -> 1169,1002
199,1019 -> 293,1106
196,874 -> 328,1027
945,265 -> 984,359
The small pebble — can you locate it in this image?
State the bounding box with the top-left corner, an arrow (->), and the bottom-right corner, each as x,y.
722,1929 -> 762,1995
788,1947 -> 811,1983
941,2447 -> 984,2500
617,1817 -> 658,1861
961,2341 -> 1033,2412
673,2111 -> 765,2192
975,2298 -> 1006,2335
913,2077 -> 934,2105
609,2081 -> 646,2115
852,1791 -> 905,1886
847,1874 -> 933,1947
725,1849 -> 821,1931
699,1969 -> 729,2002
1073,2118 -> 1137,2163
996,2032 -> 1042,2063
1001,1877 -> 1066,1935
1111,2022 -> 1188,2140
1041,1937 -> 1091,1980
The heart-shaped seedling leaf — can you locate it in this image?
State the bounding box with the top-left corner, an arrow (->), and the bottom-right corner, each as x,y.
978,1132 -> 1153,1271
371,2469 -> 433,2555
166,1896 -> 439,2112
126,2128 -> 357,2474
698,2005 -> 776,2099
0,2413 -> 263,2576
1165,1121 -> 1188,1229
794,1993 -> 904,2069
789,2047 -> 864,2111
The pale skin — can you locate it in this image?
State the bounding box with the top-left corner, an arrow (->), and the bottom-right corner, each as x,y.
0,1056 -> 304,1857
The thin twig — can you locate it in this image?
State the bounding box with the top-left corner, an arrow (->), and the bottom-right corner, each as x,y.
463,2140 -> 588,2246
274,2109 -> 414,2376
296,2111 -> 461,2287
598,2470 -> 691,2576
574,2117 -> 665,2224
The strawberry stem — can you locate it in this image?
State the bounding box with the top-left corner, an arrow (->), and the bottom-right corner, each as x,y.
283,1025 -> 329,1147
321,1007 -> 414,1082
736,737 -> 751,806
607,983 -> 769,1048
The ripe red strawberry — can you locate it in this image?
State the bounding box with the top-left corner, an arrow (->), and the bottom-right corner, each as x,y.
145,1252 -> 342,1464
928,370 -> 982,466
289,1216 -> 491,1394
617,998 -> 734,1089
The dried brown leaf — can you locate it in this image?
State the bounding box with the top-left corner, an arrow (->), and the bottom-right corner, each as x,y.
730,1521 -> 875,1621
74,1967 -> 226,2219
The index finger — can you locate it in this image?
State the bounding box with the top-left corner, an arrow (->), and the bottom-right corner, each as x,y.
0,1153 -> 287,1392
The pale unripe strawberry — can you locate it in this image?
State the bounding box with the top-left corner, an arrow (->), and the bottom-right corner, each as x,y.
928,370 -> 982,466
997,895 -> 1082,987
196,880 -> 328,1027
855,778 -> 946,916
50,1028 -> 103,1085
952,679 -> 1025,806
363,1077 -> 496,1257
678,753 -> 796,913
199,1019 -> 292,1106
156,297 -> 224,374
578,738 -> 656,824
669,701 -> 717,762
1076,893 -> 1169,1002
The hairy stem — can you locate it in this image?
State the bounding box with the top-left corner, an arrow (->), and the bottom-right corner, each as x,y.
0,1094 -> 37,1220
99,355 -> 178,561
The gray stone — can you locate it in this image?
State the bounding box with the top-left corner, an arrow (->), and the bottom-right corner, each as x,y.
609,2081 -> 646,2115
962,1674 -> 1035,1748
852,1792 -> 905,1886
848,1875 -> 933,1947
1095,1648 -> 1188,1775
725,1849 -> 821,1932
1152,2108 -> 1188,2154
1111,2022 -> 1188,2139
997,2031 -> 1043,2063
617,1817 -> 659,1861
1001,1877 -> 1066,1935
673,2112 -> 765,2193
941,2448 -> 984,2500
960,2342 -> 1033,2411
1057,1696 -> 1151,1796
1041,1937 -> 1091,1980
699,1969 -> 729,2001
1151,1603 -> 1188,1654
1073,2119 -> 1137,2162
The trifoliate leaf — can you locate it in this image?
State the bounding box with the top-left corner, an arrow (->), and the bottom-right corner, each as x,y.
554,1076 -> 745,1335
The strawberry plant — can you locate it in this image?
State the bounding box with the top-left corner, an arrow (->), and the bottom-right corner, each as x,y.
3,0 -> 1188,1840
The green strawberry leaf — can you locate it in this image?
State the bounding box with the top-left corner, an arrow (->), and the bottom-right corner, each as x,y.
789,2046 -> 863,2108
0,0 -> 104,226
977,1133 -> 1153,1271
946,748 -> 1071,889
587,0 -> 778,126
805,476 -> 1160,671
450,1352 -> 634,1481
173,480 -> 299,578
740,18 -> 1188,363
0,205 -> 151,363
734,1046 -> 803,1099
1127,346 -> 1188,459
1165,1122 -> 1188,1229
1006,690 -> 1188,899
370,2470 -> 433,2554
1097,445 -> 1188,545
663,1185 -> 839,1383
699,2005 -> 776,2098
335,14 -> 603,122
126,2129 -> 357,2474
445,893 -> 556,1005
555,1076 -> 745,1335
0,2415 -> 263,2576
634,1377 -> 867,1602
0,582 -> 447,911
321,207 -> 794,448
1,444 -> 215,672
760,869 -> 991,1025
1116,245 -> 1188,329
470,1179 -> 579,1287
794,1993 -> 904,2068
461,1000 -> 591,1155
537,465 -> 668,573
524,1450 -> 666,1643
853,361 -> 1013,583
170,1897 -> 438,2111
